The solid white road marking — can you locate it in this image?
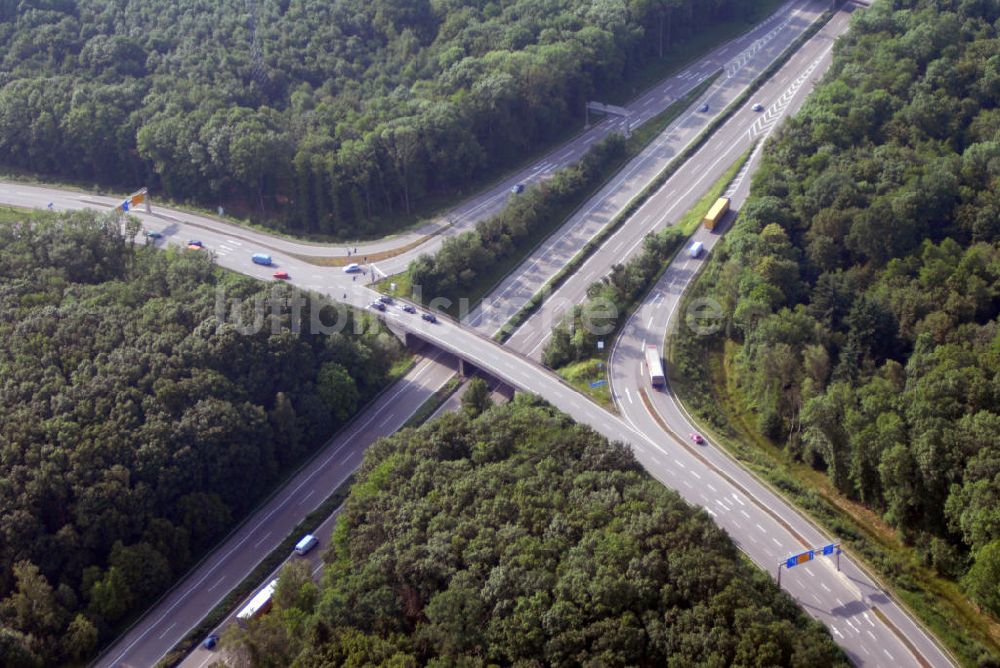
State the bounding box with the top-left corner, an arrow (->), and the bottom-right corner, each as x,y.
158,623 -> 177,640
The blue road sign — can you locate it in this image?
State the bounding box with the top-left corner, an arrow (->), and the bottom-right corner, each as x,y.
821,544 -> 835,556
590,379 -> 607,388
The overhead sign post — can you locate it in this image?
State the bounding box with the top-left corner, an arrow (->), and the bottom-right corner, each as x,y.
777,543 -> 840,586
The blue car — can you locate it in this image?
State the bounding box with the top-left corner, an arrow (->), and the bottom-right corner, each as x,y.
203,634 -> 219,649
145,231 -> 163,239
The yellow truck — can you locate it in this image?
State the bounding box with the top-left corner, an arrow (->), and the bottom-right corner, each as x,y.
703,196 -> 730,230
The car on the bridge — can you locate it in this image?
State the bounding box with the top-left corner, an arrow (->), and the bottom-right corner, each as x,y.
401,304 -> 416,314
145,230 -> 163,239
690,432 -> 705,445
421,312 -> 437,323
273,270 -> 290,280
370,301 -> 386,312
343,262 -> 361,273
752,103 -> 764,112
510,183 -> 525,194
202,634 -> 219,650
379,295 -> 394,304
187,239 -> 203,248
698,103 -> 709,113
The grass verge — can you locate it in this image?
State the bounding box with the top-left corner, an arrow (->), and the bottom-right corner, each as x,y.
556,359 -> 615,410
495,10 -> 834,343
666,335 -> 999,666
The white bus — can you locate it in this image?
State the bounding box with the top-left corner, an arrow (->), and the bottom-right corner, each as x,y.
645,344 -> 665,388
236,579 -> 278,627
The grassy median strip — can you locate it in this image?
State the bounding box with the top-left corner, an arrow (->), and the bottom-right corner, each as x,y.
495,10 -> 834,343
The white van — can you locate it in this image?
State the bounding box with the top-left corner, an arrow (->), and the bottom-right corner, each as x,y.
343,263 -> 360,273
294,534 -> 318,555
688,241 -> 704,258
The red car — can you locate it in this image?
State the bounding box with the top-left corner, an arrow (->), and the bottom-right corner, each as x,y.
689,433 -> 705,445
273,270 -> 290,280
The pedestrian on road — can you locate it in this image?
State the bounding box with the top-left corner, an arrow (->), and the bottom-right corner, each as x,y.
352,275 -> 356,282
354,246 -> 357,254
364,256 -> 367,263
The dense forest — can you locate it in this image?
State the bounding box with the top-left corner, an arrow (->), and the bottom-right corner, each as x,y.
2,0 -> 765,236
675,0 -> 1000,618
0,209 -> 404,665
227,396 -> 847,666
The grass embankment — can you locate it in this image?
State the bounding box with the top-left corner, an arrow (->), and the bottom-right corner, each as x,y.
0,205 -> 37,223
557,359 -> 614,410
666,334 -> 1000,666
379,76 -> 716,318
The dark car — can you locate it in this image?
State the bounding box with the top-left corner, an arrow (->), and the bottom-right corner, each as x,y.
187,239 -> 204,247
203,634 -> 219,650
421,312 -> 437,323
145,230 -> 163,239
510,183 -> 525,194
402,304 -> 416,314
690,432 -> 705,445
370,302 -> 386,312
752,103 -> 764,112
379,295 -> 394,304
698,103 -> 709,113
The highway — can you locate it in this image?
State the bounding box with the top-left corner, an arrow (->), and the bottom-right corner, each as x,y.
482,2 -> 834,352
95,349 -> 458,668
603,118 -> 954,666
467,0 -> 827,331
0,2 -> 952,666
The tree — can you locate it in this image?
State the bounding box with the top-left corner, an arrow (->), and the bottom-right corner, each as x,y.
461,378 -> 493,416
964,540 -> 1000,616
317,362 -> 360,424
